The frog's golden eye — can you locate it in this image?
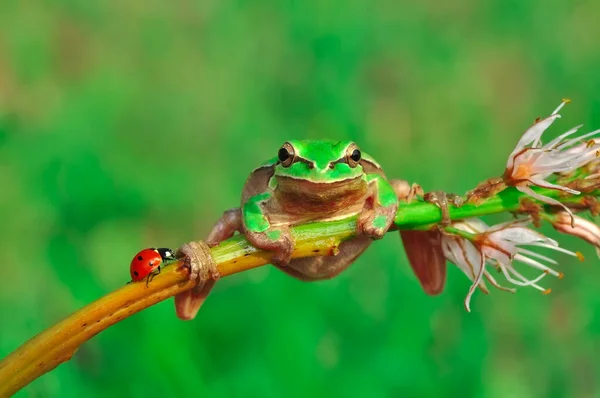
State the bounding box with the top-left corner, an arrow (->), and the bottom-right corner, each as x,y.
346,143 -> 361,168
278,142 -> 296,167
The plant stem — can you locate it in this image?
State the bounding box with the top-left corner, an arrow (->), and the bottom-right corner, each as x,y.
0,185 -> 594,396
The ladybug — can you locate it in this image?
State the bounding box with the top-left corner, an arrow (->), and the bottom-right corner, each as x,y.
130,247 -> 176,286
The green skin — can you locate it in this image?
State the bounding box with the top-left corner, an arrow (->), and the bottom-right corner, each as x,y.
174,140 -> 459,320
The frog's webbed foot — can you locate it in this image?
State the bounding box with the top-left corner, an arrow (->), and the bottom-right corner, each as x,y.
245,227 -> 295,266
174,241 -> 220,320
173,209 -> 242,320
423,191 -> 464,227
206,208 -> 243,247
357,202 -> 398,240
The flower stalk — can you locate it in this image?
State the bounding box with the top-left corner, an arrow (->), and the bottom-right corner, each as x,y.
0,183 -> 597,396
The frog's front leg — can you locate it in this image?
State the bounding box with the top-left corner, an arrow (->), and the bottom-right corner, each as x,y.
205,208 -> 243,246
242,192 -> 295,266
357,174 -> 399,238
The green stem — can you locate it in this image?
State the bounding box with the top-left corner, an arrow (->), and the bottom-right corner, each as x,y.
395,186 -> 596,229
214,186 -> 597,267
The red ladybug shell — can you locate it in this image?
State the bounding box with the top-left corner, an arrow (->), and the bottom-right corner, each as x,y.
130,249 -> 163,281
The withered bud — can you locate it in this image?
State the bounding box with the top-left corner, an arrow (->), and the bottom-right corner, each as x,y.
552,211 -> 600,258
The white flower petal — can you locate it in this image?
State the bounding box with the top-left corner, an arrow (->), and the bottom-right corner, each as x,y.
504,103 -> 598,200
486,218 -> 532,232
443,214 -> 580,311
482,244 -> 513,264
443,236 -> 482,282
454,218 -> 489,234
489,226 -> 553,245
507,114 -> 561,169
464,250 -> 486,313
555,129 -> 600,150
528,177 -> 580,195
546,124 -> 584,149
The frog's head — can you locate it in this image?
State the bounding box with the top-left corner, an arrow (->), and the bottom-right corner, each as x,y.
271,140 -> 371,213
274,139 -> 366,182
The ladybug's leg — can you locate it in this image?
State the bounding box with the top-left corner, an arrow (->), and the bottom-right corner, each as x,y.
146,266 -> 162,287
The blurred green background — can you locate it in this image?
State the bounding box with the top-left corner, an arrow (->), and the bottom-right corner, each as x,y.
1,0 -> 600,397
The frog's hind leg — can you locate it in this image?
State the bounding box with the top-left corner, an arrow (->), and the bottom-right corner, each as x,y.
174,209 -> 241,320
389,179 -> 447,295
274,235 -> 372,281
175,279 -> 217,320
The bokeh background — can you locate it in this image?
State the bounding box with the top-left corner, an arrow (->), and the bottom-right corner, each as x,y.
1,1 -> 600,397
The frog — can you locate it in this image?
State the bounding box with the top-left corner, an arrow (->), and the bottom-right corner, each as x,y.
174,140 -> 457,320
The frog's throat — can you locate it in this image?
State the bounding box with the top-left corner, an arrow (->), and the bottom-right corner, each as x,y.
273,175 -> 368,215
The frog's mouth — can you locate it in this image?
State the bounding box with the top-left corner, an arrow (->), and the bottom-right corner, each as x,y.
274,175 -> 368,215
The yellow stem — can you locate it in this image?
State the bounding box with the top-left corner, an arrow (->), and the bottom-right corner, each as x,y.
0,217 -> 357,397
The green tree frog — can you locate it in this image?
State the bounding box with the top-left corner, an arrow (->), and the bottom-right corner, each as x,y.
175,140 -> 452,320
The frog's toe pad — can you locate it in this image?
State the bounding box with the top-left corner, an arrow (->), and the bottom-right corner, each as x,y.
358,216 -> 387,240
176,241 -> 219,283
358,206 -> 396,240
363,226 -> 387,240
245,229 -> 295,267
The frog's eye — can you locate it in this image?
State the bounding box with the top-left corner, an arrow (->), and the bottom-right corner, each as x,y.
278,142 -> 296,167
346,143 -> 361,167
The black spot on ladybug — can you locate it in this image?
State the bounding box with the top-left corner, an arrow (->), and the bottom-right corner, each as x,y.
133,271 -> 139,277
137,255 -> 143,261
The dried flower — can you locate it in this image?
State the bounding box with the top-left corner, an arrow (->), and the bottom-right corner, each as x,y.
503,100 -> 600,219
442,217 -> 581,312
